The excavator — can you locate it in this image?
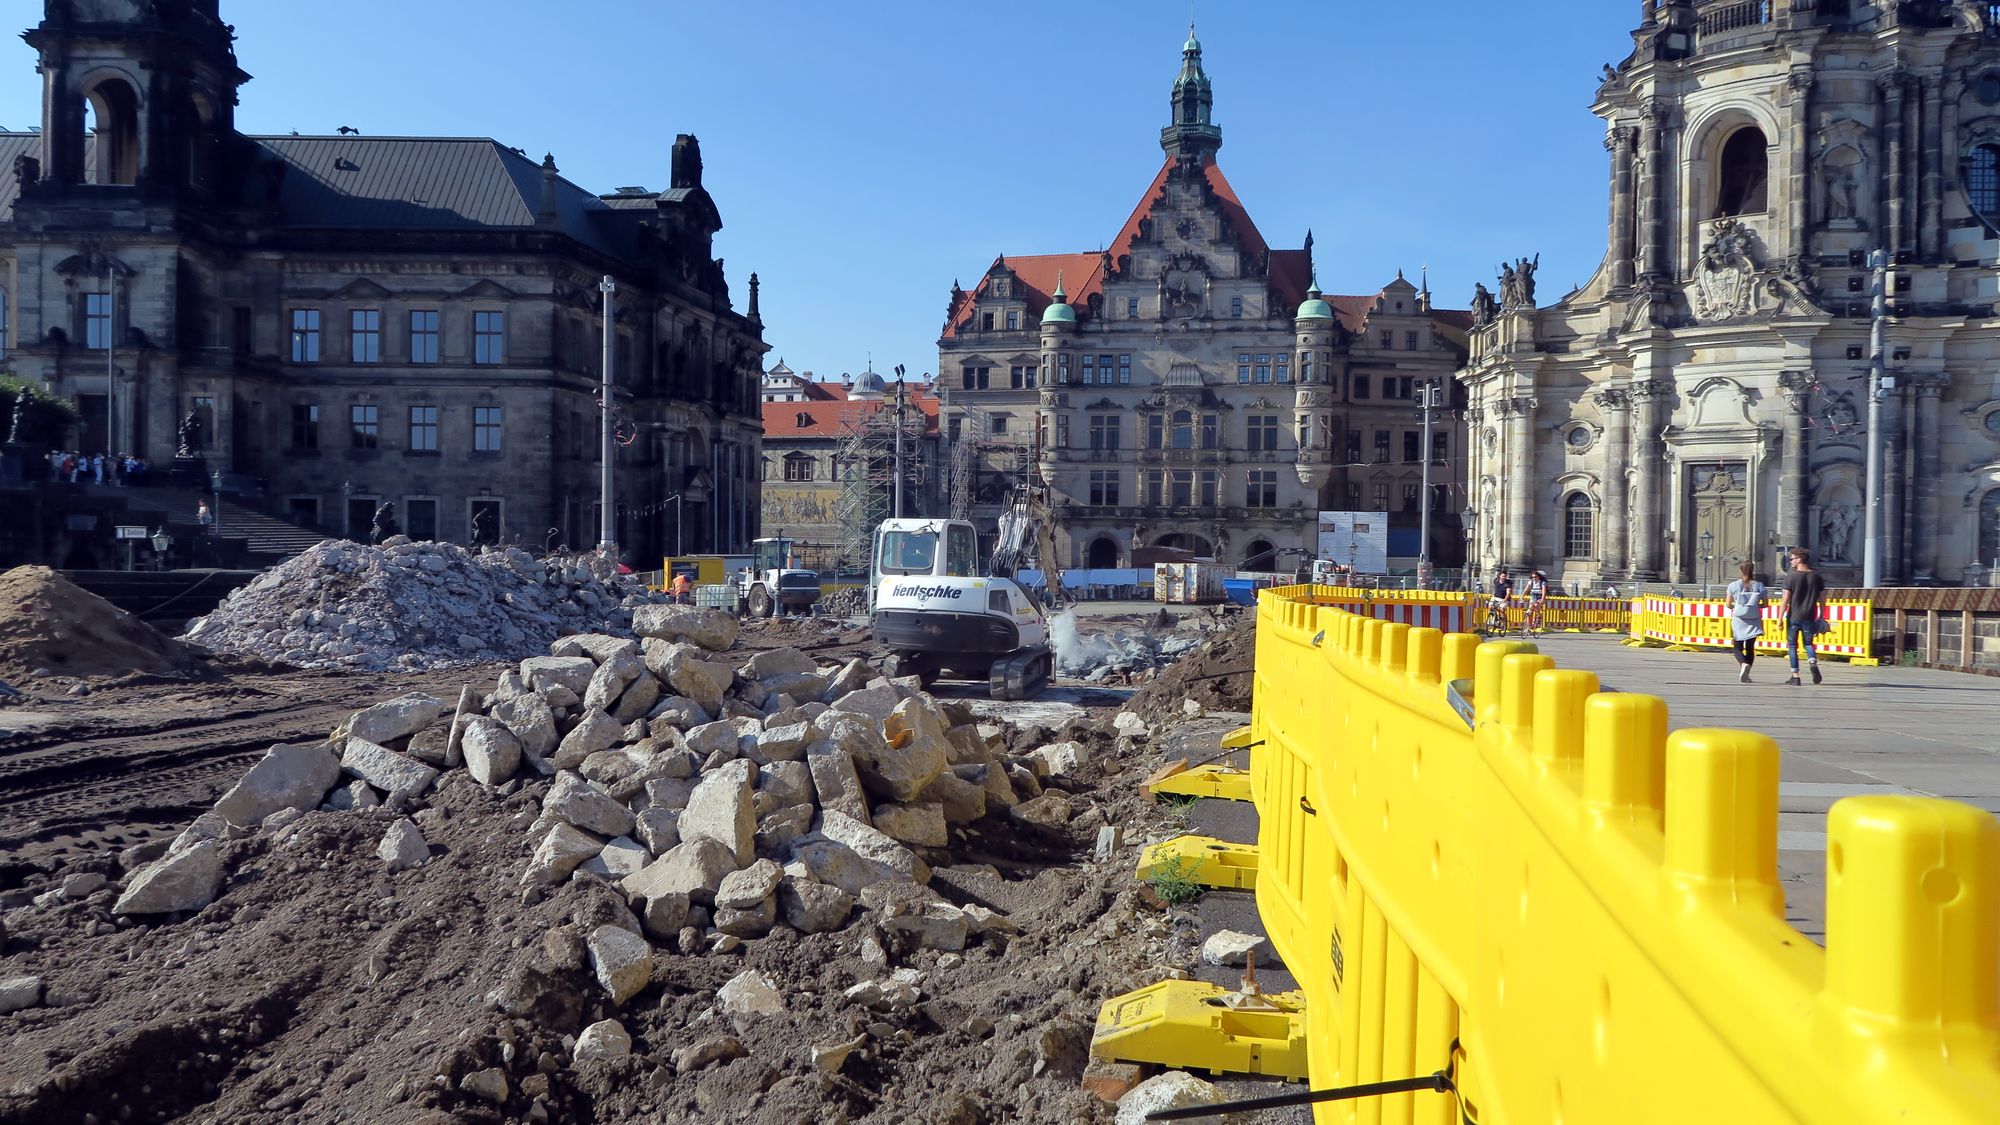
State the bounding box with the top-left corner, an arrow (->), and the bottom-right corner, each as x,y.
867,485 -> 1063,700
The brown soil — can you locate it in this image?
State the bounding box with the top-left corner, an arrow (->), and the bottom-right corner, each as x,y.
1127,610 -> 1256,725
0,662 -> 1218,1124
0,566 -> 206,684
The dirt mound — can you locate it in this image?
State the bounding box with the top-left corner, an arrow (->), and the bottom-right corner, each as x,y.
1127,610 -> 1256,724
0,566 -> 201,683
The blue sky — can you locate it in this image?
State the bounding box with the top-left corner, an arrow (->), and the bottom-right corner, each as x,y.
1,2 -> 1638,380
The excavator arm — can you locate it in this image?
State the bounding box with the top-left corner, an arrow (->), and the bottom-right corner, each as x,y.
988,484 -> 1066,608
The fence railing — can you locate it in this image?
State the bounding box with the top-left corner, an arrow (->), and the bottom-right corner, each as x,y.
1247,584 -> 2000,1122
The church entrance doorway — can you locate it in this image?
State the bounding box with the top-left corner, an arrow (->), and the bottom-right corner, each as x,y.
1685,461 -> 1749,588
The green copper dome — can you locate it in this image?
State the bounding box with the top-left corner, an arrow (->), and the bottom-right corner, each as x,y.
1042,273 -> 1077,326
1296,272 -> 1334,321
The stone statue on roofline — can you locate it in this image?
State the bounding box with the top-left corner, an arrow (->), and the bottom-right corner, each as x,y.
1470,283 -> 1497,327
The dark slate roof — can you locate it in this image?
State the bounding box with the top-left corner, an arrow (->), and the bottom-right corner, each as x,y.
0,132 -> 38,222
0,132 -> 659,262
247,136 -> 642,258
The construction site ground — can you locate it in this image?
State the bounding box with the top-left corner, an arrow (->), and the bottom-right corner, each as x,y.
0,596 -> 1276,1123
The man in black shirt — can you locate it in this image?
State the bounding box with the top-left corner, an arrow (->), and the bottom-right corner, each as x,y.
1779,547 -> 1828,685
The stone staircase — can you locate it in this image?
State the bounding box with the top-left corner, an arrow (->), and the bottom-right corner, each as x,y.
83,484 -> 331,565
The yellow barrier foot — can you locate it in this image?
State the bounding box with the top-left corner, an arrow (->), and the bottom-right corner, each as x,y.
1147,763 -> 1254,803
1091,977 -> 1308,1081
1138,836 -> 1259,891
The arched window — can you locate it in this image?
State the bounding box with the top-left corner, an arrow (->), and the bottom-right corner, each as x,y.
1086,537 -> 1119,569
1967,144 -> 2000,221
1715,126 -> 1769,217
1979,490 -> 2000,567
1170,409 -> 1194,450
1243,539 -> 1277,569
83,79 -> 141,187
1563,493 -> 1596,559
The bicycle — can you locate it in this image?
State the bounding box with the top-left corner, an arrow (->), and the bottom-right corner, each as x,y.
1483,596 -> 1510,636
1524,598 -> 1546,636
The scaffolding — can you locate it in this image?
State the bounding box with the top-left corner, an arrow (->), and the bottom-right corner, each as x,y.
832,395 -> 932,571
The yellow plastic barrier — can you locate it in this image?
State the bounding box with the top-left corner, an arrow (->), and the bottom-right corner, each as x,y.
1249,584 -> 1999,1123
1631,595 -> 1878,665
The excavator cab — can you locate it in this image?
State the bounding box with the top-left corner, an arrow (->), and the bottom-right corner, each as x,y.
868,516 -> 1053,699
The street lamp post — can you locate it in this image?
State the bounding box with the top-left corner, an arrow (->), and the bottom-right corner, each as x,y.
1862,248 -> 1891,589
891,365 -> 908,519
663,492 -> 684,557
210,470 -> 224,537
597,275 -> 618,557
1462,505 -> 1478,590
1416,379 -> 1443,582
1699,528 -> 1715,597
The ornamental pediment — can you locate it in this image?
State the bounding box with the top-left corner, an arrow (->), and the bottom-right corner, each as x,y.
1684,219 -> 1825,323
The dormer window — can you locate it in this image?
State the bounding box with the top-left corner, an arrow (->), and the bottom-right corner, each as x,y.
794,411 -> 811,428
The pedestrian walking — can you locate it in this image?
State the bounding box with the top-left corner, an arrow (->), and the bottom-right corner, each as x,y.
91,452 -> 104,484
1779,547 -> 1827,686
1725,560 -> 1767,683
197,497 -> 213,530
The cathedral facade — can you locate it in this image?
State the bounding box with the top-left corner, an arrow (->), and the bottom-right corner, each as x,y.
0,0 -> 766,560
937,32 -> 1471,573
1462,1 -> 2000,588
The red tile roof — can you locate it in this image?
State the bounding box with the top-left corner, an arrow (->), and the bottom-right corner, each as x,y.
941,155 -> 1465,341
762,387 -> 940,439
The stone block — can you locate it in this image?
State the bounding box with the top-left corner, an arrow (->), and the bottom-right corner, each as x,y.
340,737 -> 439,799
212,742 -> 341,828
679,758 -> 757,866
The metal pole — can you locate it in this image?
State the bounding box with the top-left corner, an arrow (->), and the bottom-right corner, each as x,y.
892,376 -> 906,519
597,275 -> 617,554
1418,381 -> 1435,564
1863,249 -> 1887,589
106,269 -> 116,480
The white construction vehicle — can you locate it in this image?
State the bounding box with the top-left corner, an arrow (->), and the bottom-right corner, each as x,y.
740,536 -> 821,618
867,487 -> 1062,700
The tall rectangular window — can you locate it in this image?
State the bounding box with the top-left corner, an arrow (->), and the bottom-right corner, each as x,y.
409,310 -> 439,364
1025,365 -> 1037,388
1372,480 -> 1390,510
1254,354 -> 1272,384
1081,355 -> 1096,385
1144,470 -> 1164,507
1432,432 -> 1449,460
1127,297 -> 1140,318
1405,330 -> 1419,350
1198,470 -> 1218,507
1170,470 -> 1193,507
85,292 -> 112,350
1005,310 -> 1020,330
981,312 -> 994,332
350,309 -> 382,363
1275,355 -> 1290,383
1354,374 -> 1371,399
473,311 -> 505,364
1147,413 -> 1164,449
1118,354 -> 1131,384
1402,482 -> 1421,512
1230,295 -> 1243,318
1089,470 -> 1120,506
1247,469 -> 1278,509
409,405 -> 439,452
349,404 -> 379,449
1247,415 -> 1279,451
231,307 -> 252,356
291,309 -> 321,362
1055,415 -> 1070,448
290,403 -> 318,450
948,416 -> 962,441
1200,414 -> 1219,449
1404,432 -> 1419,464
1011,365 -> 1027,389
1089,415 -> 1121,450
474,406 -> 504,451
1237,353 -> 1251,384
1373,429 -> 1390,463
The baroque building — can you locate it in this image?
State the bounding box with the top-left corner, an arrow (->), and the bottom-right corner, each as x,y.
937,31 -> 1471,572
758,370 -> 941,569
0,0 -> 765,559
1461,0 -> 2000,588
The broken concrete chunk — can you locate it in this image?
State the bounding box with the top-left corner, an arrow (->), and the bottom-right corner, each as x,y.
683,720 -> 741,760
639,891 -> 691,940
492,693 -> 559,759
461,717 -> 523,785
755,804 -> 814,856
523,822 -> 606,886
805,742 -> 872,827
552,708 -> 624,770
1112,711 -> 1150,739
716,968 -> 784,1016
870,802 -> 949,849
818,810 -> 929,884
459,1067 -> 510,1105
678,758 -> 757,866
620,837 -> 740,906
587,924 -> 653,1006
1200,929 -> 1276,968
345,692 -> 446,745
755,721 -> 812,762
521,655 -> 598,696
582,650 -> 645,713
1009,792 -> 1073,834
340,737 -> 439,798
630,604 -> 739,652
0,976 -> 44,1014
713,898 -> 777,938
757,760 -> 814,808
671,1035 -> 746,1073
714,858 -> 784,910
545,771 -> 636,839
609,673 -> 662,724
919,770 -> 987,824
553,633 -> 641,664
114,838 -> 223,915
587,836 -> 650,880
212,741 -> 341,828
377,818 -> 429,871
635,806 -> 682,856
778,876 -> 854,933
572,1018 -> 633,1064
1116,1072 -> 1225,1125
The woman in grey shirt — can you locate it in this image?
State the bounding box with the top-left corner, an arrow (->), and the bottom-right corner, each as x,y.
1725,560 -> 1767,683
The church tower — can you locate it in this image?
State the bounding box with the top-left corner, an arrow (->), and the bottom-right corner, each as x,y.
1460,2 -> 2000,588
1160,26 -> 1222,167
22,0 -> 248,200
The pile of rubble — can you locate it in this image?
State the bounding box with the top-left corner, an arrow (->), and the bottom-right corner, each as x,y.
34,603 -> 1143,1119
181,541 -> 671,672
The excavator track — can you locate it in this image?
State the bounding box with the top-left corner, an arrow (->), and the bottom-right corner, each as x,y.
989,645 -> 1053,701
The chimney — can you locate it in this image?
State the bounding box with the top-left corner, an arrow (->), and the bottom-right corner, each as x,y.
670,134 -> 702,191
538,153 -> 559,225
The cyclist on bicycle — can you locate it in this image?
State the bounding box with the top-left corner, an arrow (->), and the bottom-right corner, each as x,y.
1486,570 -> 1514,632
1525,569 -> 1550,631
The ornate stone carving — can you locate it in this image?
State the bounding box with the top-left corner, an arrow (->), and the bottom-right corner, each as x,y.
1591,388 -> 1631,411
1470,283 -> 1496,327
1692,219 -> 1760,321
1497,255 -> 1540,309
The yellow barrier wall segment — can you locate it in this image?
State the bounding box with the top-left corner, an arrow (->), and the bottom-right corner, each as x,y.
1247,584 -> 2000,1123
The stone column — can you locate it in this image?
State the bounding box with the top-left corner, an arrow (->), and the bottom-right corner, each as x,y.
1608,126 -> 1639,290
1920,73 -> 1945,261
1881,72 -> 1908,258
1913,376 -> 1944,583
1504,396 -> 1536,573
1787,67 -> 1813,257
1628,381 -> 1669,579
1777,372 -> 1812,556
1638,101 -> 1670,280
1593,388 -> 1632,576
